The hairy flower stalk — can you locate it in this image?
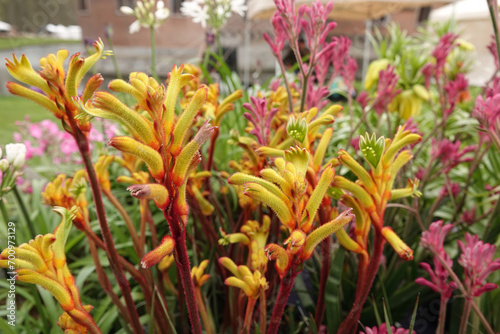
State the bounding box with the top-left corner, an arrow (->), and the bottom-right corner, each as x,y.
5,42 -> 145,333
336,126 -> 421,333
77,65 -> 217,333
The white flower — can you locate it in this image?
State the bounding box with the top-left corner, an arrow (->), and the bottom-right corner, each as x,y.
181,1 -> 209,28
230,0 -> 247,16
120,6 -> 135,15
6,143 -> 26,169
0,159 -> 8,172
128,20 -> 141,34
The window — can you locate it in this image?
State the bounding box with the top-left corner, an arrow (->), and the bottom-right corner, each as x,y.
172,0 -> 184,13
78,0 -> 89,12
418,6 -> 431,23
117,0 -> 135,10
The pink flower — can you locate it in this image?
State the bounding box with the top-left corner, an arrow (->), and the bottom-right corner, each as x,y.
458,233 -> 500,297
40,119 -> 59,135
243,96 -> 279,145
59,132 -> 79,156
342,57 -> 358,91
420,220 -> 454,254
357,91 -> 370,110
351,137 -> 360,151
432,33 -> 458,77
361,323 -> 414,334
486,77 -> 500,98
29,123 -> 43,139
415,166 -> 425,180
438,182 -> 460,198
430,139 -> 475,173
444,73 -> 469,116
305,75 -> 330,110
487,35 -> 499,71
372,65 -> 401,116
417,221 -> 458,301
461,207 -> 476,226
331,36 -> 352,77
472,94 -> 500,133
422,63 -> 434,89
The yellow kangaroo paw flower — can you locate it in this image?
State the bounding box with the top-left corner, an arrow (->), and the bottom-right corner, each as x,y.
17,269 -> 75,311
301,209 -> 354,260
127,184 -> 170,210
229,172 -> 288,204
382,227 -> 414,261
284,229 -> 306,255
6,82 -> 61,117
332,176 -> 375,212
284,146 -> 310,177
65,54 -> 85,100
76,38 -> 110,87
171,87 -> 208,155
386,150 -> 413,190
172,121 -> 216,186
141,235 -> 175,268
219,257 -> 242,278
301,165 -> 334,232
243,183 -> 294,230
81,74 -> 104,102
313,128 -> 333,169
382,132 -> 421,167
108,136 -> 165,180
92,92 -> 159,149
265,244 -> 290,278
164,65 -> 194,133
6,54 -> 51,94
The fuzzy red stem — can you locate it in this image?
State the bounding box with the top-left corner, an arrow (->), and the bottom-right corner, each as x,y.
267,267 -> 299,334
338,228 -> 385,334
76,133 -> 144,334
165,211 -> 202,334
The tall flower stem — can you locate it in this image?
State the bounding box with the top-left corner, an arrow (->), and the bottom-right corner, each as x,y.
12,186 -> 35,237
0,199 -> 8,224
267,266 -> 300,334
164,210 -> 202,334
195,287 -> 213,334
276,55 -> 295,113
150,27 -> 158,80
314,209 -> 330,327
103,189 -> 141,255
435,252 -> 495,334
74,129 -> 144,334
436,297 -> 448,334
459,299 -> 472,334
242,297 -> 257,334
339,228 -> 385,334
488,0 -> 500,75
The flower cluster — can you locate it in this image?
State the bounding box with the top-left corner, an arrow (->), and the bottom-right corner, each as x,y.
120,0 -> 170,34
181,0 -> 247,30
0,207 -> 101,334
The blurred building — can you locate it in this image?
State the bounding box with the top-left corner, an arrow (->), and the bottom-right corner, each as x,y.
74,0 -> 443,81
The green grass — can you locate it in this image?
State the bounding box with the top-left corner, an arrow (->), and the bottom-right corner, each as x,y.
0,95 -> 49,143
0,37 -> 80,50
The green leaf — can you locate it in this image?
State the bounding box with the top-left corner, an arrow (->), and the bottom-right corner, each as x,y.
408,293 -> 420,333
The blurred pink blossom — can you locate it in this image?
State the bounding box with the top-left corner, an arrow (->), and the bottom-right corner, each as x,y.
372,65 -> 401,116
444,73 -> 469,117
243,96 -> 279,145
439,182 -> 460,199
458,233 -> 500,297
432,33 -> 458,77
430,139 -> 475,173
417,221 -> 457,300
420,220 -> 453,254
461,207 -> 476,226
361,323 -> 414,334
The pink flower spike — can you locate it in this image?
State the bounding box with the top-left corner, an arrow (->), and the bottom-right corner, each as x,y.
457,233 -> 500,297
372,65 -> 400,116
420,220 -> 453,253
